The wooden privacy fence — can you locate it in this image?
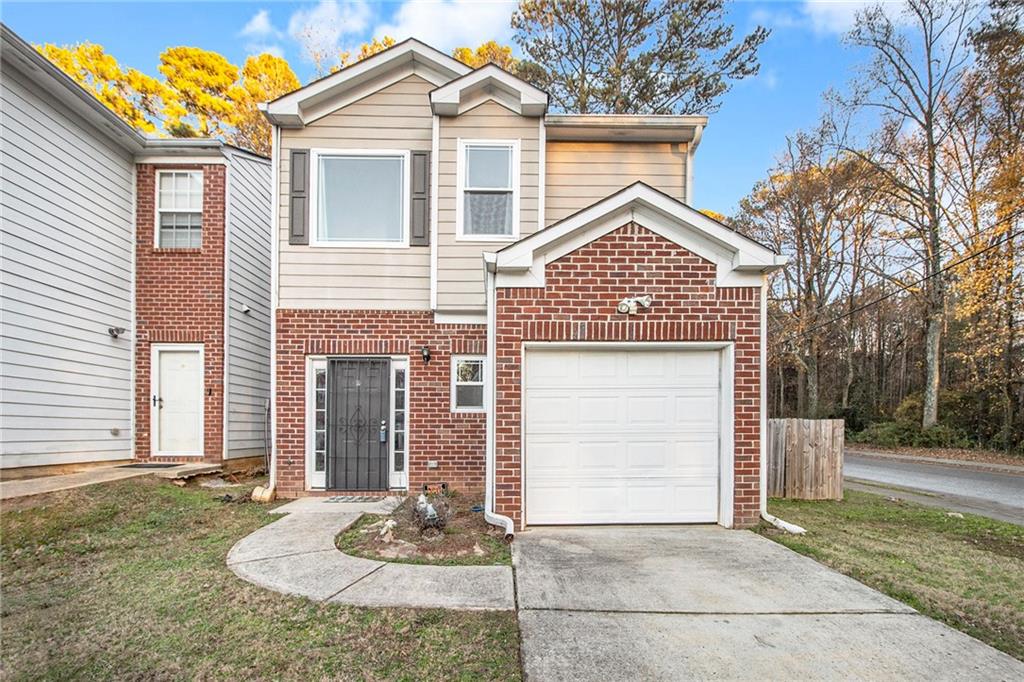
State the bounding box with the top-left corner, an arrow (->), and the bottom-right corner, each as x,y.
767,419 -> 844,500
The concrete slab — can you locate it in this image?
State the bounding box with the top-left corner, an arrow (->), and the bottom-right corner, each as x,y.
518,610 -> 1024,681
331,563 -> 515,611
270,496 -> 403,515
230,549 -> 384,601
0,466 -> 150,500
153,463 -> 221,479
227,511 -> 361,564
514,526 -> 912,614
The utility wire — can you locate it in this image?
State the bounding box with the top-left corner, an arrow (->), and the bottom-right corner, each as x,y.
775,220 -> 1024,348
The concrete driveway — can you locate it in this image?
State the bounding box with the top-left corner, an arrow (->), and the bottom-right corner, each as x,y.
513,526 -> 1023,681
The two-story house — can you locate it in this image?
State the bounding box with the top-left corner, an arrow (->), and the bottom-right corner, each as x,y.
0,24 -> 272,477
261,40 -> 786,532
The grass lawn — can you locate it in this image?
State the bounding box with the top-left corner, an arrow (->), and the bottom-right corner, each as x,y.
0,477 -> 521,681
759,490 -> 1024,661
337,495 -> 511,567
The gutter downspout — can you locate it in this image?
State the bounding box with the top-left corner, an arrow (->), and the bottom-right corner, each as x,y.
268,124 -> 280,491
484,254 -> 515,540
760,275 -> 806,535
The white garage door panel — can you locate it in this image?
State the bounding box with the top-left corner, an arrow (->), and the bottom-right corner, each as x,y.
525,348 -> 721,525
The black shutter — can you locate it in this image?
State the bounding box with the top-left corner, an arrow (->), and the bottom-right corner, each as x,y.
289,149 -> 309,245
410,151 -> 430,246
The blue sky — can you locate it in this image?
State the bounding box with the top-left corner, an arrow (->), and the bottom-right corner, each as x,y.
2,0 -> 882,214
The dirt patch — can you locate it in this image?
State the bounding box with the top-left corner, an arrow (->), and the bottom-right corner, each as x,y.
849,445 -> 1024,468
337,494 -> 511,566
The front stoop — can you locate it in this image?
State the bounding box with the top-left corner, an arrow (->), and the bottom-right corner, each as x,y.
226,501 -> 515,611
153,463 -> 222,480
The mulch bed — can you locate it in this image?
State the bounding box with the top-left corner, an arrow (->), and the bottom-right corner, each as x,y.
336,494 -> 511,566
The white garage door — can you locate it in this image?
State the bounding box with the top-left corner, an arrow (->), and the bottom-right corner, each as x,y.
525,347 -> 722,525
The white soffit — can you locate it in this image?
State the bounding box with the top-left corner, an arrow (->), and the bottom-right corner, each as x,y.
430,64 -> 549,117
544,114 -> 708,143
263,39 -> 471,128
490,182 -> 787,288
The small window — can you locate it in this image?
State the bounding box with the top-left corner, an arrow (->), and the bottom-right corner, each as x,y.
451,356 -> 485,412
313,152 -> 407,246
156,171 -> 203,248
459,141 -> 517,239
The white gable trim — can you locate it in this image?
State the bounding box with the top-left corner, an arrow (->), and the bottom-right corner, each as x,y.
490,183 -> 787,288
263,39 -> 470,128
431,64 -> 548,117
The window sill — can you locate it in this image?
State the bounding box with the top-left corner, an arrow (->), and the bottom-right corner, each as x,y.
454,234 -> 518,243
152,247 -> 203,253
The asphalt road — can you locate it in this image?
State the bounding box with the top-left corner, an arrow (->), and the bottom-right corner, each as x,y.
844,453 -> 1024,525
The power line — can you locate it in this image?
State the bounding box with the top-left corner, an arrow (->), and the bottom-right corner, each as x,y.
775,221 -> 1024,348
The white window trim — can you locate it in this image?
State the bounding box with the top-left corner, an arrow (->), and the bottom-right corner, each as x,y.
308,148 -> 411,249
455,139 -> 520,242
150,343 -> 205,457
154,170 -> 203,248
306,357 -> 328,489
451,354 -> 487,413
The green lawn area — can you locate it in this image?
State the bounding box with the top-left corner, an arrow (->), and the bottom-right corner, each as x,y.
0,477 -> 521,681
759,490 -> 1024,661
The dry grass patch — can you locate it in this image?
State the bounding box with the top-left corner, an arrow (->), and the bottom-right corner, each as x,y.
336,494 -> 511,566
760,489 -> 1023,660
0,477 -> 521,681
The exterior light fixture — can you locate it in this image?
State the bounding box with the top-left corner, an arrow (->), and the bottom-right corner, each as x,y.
108,326 -> 128,339
616,295 -> 654,315
421,345 -> 431,364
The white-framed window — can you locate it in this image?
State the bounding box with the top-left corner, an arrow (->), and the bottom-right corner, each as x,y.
156,170 -> 203,248
308,358 -> 328,489
451,355 -> 486,412
309,149 -> 410,248
456,139 -> 519,241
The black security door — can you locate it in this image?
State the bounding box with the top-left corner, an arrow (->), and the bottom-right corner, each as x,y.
327,358 -> 390,490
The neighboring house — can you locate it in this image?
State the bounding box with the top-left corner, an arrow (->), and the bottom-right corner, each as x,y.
0,24 -> 272,476
262,39 -> 787,531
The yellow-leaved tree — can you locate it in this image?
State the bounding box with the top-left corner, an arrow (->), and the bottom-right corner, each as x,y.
159,46 -> 244,138
37,42 -> 167,133
232,54 -> 300,156
452,41 -> 518,71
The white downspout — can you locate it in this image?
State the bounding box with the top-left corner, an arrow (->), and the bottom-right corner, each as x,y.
484,255 -> 515,539
268,124 -> 280,491
760,275 -> 805,534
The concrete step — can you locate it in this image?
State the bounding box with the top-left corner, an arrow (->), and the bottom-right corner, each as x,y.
153,463 -> 222,480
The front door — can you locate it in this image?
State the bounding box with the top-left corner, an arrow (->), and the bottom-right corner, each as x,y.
327,358 -> 391,490
152,345 -> 204,456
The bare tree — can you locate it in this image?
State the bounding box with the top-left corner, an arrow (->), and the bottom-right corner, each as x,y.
838,0 -> 978,429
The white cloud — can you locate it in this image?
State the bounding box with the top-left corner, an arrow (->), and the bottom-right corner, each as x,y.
801,1 -> 894,35
373,0 -> 517,53
240,9 -> 278,38
246,43 -> 285,58
288,0 -> 372,65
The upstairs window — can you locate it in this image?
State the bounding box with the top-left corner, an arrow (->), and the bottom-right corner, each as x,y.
312,151 -> 408,247
156,171 -> 203,248
458,141 -> 518,240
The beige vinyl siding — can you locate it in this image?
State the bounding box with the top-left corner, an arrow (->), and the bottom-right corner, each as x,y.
1,64 -> 135,468
544,141 -> 688,226
277,75 -> 433,310
437,101 -> 541,311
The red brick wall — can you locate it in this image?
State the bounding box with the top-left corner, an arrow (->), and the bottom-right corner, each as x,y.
275,310 -> 487,497
134,164 -> 225,462
495,222 -> 763,528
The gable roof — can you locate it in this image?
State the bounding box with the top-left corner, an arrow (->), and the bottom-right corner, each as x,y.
261,38 -> 471,128
430,63 -> 548,117
489,182 -> 786,288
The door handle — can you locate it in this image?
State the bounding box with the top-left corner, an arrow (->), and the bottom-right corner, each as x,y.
379,420 -> 387,443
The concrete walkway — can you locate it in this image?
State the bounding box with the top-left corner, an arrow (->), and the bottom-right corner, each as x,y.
227,497 -> 515,611
0,463 -> 220,500
514,526 -> 1024,680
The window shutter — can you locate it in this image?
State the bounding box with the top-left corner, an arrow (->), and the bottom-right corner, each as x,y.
289,149 -> 309,245
410,151 -> 430,246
